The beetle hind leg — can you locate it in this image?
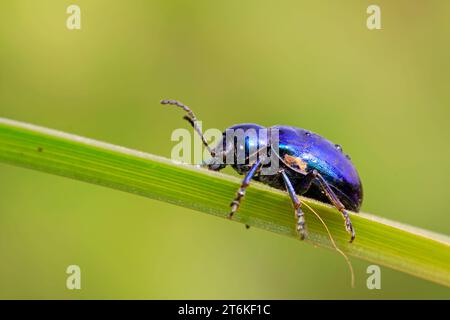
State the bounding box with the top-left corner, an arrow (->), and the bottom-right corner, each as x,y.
315,173 -> 356,242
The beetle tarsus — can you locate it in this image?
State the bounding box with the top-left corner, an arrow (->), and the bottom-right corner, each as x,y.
344,214 -> 356,243
295,205 -> 307,240
229,201 -> 239,219
296,207 -> 307,240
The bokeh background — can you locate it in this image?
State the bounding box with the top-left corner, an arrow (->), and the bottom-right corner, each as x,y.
1,0 -> 449,299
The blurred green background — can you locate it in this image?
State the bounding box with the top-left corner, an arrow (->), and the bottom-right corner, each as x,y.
1,0 -> 449,299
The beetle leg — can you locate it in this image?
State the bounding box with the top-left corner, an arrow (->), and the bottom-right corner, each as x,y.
161,99 -> 216,157
280,170 -> 308,240
315,173 -> 356,242
229,159 -> 263,219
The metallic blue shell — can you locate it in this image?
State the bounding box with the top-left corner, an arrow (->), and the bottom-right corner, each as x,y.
273,125 -> 363,211
217,124 -> 363,212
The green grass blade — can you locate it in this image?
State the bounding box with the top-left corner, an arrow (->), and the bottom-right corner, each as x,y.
0,117 -> 449,287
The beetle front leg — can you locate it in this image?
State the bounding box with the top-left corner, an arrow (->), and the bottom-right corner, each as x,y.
229,159 -> 263,219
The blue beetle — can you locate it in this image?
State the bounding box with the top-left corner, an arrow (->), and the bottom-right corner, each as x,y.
162,99 -> 363,242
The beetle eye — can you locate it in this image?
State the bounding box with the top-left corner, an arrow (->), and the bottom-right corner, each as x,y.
334,144 -> 343,151
304,131 -> 311,136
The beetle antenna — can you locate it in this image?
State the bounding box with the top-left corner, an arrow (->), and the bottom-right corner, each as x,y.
161,99 -> 216,157
302,201 -> 355,288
